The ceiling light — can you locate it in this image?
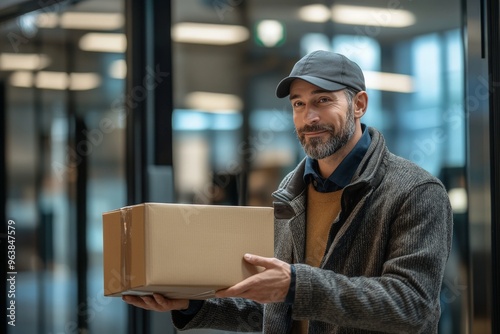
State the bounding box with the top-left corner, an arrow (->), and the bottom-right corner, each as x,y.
10,71 -> 101,90
36,12 -> 59,28
185,92 -> 242,113
60,12 -> 124,30
448,188 -> 467,214
0,53 -> 51,70
298,4 -> 331,23
364,71 -> 414,93
9,71 -> 33,87
109,59 -> 127,79
255,20 -> 285,47
36,12 -> 124,31
69,73 -> 101,90
172,22 -> 249,45
331,5 -> 416,27
35,71 -> 69,90
79,33 -> 126,53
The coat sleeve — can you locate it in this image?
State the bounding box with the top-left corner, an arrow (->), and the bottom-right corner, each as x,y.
291,181 -> 453,333
171,297 -> 263,332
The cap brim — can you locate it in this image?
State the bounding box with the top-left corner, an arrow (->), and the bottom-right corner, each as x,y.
275,75 -> 348,98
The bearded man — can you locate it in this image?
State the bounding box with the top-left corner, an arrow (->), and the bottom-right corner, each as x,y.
124,50 -> 453,334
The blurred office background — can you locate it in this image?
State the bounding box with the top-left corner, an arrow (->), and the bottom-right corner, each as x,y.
0,0 -> 498,333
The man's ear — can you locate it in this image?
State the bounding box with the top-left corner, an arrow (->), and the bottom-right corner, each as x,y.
354,91 -> 368,118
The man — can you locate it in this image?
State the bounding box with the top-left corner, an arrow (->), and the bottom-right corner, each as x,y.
123,50 -> 453,333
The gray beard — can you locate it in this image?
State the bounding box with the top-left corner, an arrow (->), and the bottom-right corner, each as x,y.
296,108 -> 356,160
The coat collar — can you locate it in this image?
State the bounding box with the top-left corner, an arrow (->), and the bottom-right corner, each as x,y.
273,127 -> 388,213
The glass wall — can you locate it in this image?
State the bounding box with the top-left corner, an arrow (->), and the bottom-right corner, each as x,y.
1,0 -> 474,333
1,0 -> 127,333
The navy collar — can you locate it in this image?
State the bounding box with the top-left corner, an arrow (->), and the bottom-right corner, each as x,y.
304,124 -> 371,192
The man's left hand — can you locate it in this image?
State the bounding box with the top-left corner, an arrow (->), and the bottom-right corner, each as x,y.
215,254 -> 291,304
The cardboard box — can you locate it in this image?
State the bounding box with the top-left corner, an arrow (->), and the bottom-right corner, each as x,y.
102,203 -> 274,299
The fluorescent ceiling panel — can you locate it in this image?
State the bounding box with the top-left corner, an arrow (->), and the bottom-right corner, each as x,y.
185,92 -> 242,113
61,12 -> 124,30
298,4 -> 330,23
364,71 -> 414,93
69,73 -> 101,90
9,71 -> 33,87
0,53 -> 50,70
35,71 -> 68,90
331,5 -> 416,27
298,4 -> 416,27
172,22 -> 249,45
36,12 -> 124,30
36,12 -> 59,28
79,33 -> 126,53
10,71 -> 101,90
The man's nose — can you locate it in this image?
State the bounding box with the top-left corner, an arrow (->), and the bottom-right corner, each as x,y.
304,106 -> 320,124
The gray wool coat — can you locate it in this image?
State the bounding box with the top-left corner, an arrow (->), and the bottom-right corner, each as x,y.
172,127 -> 453,333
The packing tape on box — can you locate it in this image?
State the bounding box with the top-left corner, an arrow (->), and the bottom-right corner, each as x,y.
120,207 -> 133,291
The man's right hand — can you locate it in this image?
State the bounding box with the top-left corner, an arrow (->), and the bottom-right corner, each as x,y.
122,293 -> 189,312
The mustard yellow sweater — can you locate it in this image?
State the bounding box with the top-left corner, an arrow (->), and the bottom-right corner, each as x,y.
305,184 -> 343,268
294,185 -> 343,334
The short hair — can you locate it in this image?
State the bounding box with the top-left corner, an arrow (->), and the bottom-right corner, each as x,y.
343,87 -> 359,110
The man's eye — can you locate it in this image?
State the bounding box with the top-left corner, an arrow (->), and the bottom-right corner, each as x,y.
293,101 -> 303,107
318,97 -> 329,103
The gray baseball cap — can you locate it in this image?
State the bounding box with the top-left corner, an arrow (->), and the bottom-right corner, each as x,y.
276,50 -> 366,98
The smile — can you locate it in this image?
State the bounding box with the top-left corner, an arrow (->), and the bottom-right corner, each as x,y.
303,130 -> 328,137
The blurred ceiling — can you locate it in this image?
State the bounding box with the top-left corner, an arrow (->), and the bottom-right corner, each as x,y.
0,0 -> 462,106
0,0 -> 463,176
